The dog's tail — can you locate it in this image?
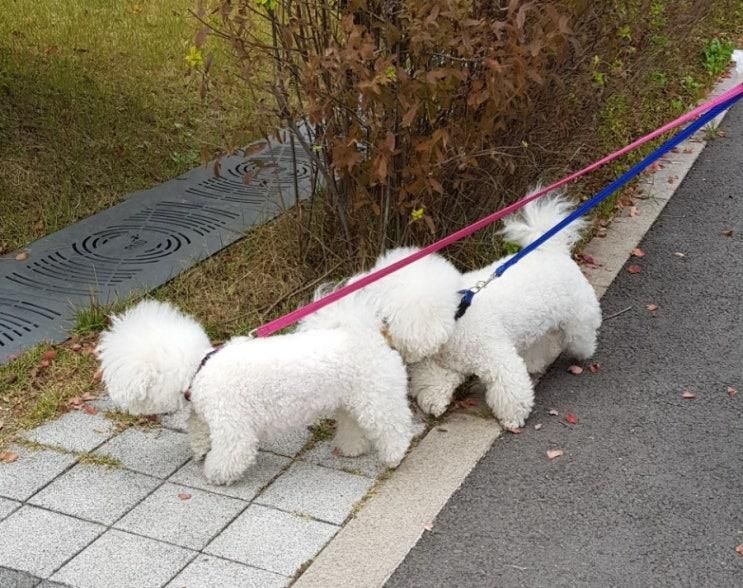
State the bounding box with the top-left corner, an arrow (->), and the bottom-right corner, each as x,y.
96,299 -> 213,415
500,185 -> 585,255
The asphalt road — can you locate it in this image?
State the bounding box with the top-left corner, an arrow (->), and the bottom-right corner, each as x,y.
388,101 -> 743,587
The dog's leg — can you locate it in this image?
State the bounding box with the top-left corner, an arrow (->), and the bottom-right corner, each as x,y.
203,416 -> 259,485
562,319 -> 599,360
473,341 -> 534,429
346,390 -> 414,469
187,408 -> 211,461
333,409 -> 371,457
410,357 -> 465,417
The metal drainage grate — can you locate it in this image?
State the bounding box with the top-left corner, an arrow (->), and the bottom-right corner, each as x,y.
0,138 -> 315,362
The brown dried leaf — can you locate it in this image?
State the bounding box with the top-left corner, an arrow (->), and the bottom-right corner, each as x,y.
631,248 -> 645,257
727,386 -> 737,399
627,265 -> 641,274
67,396 -> 83,408
0,450 -> 19,463
71,343 -> 82,352
546,448 -> 564,460
736,544 -> 743,556
721,229 -> 734,237
41,349 -> 57,362
589,362 -> 600,374
646,304 -> 658,311
15,252 -> 29,261
177,492 -> 192,501
82,404 -> 97,416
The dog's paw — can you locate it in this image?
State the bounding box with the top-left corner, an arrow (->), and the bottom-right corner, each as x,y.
416,388 -> 450,417
203,454 -> 239,486
333,435 -> 371,458
495,401 -> 533,430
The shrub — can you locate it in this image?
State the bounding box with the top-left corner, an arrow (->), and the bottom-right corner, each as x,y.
197,0 -> 571,260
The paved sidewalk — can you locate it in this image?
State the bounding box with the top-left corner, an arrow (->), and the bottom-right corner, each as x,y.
388,100 -> 743,586
0,395 -> 423,587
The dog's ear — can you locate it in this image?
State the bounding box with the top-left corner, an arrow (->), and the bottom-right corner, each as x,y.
385,310 -> 456,364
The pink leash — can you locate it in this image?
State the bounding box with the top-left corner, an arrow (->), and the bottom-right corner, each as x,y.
255,82 -> 743,337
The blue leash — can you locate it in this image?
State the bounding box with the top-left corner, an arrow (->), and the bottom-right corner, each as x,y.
455,92 -> 743,320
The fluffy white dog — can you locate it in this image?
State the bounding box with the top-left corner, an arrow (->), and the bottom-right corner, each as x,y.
96,297 -> 415,485
408,193 -> 602,428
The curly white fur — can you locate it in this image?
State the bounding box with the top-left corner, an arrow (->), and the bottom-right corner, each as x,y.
408,190 -> 602,428
300,247 -> 462,365
97,299 -> 413,485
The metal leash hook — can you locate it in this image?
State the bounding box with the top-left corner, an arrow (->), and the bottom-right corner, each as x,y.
454,278 -> 495,320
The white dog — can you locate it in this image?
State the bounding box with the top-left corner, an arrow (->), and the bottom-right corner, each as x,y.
408,193 -> 602,428
96,297 -> 415,485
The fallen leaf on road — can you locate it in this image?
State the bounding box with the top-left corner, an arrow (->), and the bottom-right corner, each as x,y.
627,265 -> 641,274
82,404 -> 97,415
736,544 -> 743,556
546,449 -> 564,460
589,363 -> 600,373
673,252 -> 686,257
565,413 -> 577,425
721,229 -> 734,237
549,409 -> 559,416
15,252 -> 28,261
727,386 -> 737,399
424,522 -> 434,531
631,248 -> 645,257
177,493 -> 192,501
534,423 -> 543,431
0,450 -> 18,463
646,304 -> 658,311
567,365 -> 583,375
682,390 -> 696,399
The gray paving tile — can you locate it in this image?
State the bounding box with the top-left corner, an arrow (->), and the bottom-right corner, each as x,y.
29,463 -> 161,524
260,428 -> 311,457
0,497 -> 21,521
0,566 -> 41,588
23,410 -> 114,453
300,440 -> 388,478
0,506 -> 103,578
256,462 -> 374,524
115,482 -> 246,550
166,554 -> 288,588
169,452 -> 290,501
160,407 -> 190,432
205,505 -> 338,577
94,428 -> 191,478
52,529 -> 194,588
0,445 -> 77,501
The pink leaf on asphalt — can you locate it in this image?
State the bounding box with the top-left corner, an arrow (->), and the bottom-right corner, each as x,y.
548,409 -> 559,416
682,390 -> 696,399
546,448 -> 564,460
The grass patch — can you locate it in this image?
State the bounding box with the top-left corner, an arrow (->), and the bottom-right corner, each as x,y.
0,339 -> 99,449
0,0 -> 255,253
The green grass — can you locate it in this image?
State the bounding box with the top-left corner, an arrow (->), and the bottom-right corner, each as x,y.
0,0 -> 254,254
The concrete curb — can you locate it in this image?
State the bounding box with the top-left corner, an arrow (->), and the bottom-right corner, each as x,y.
294,67 -> 742,588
